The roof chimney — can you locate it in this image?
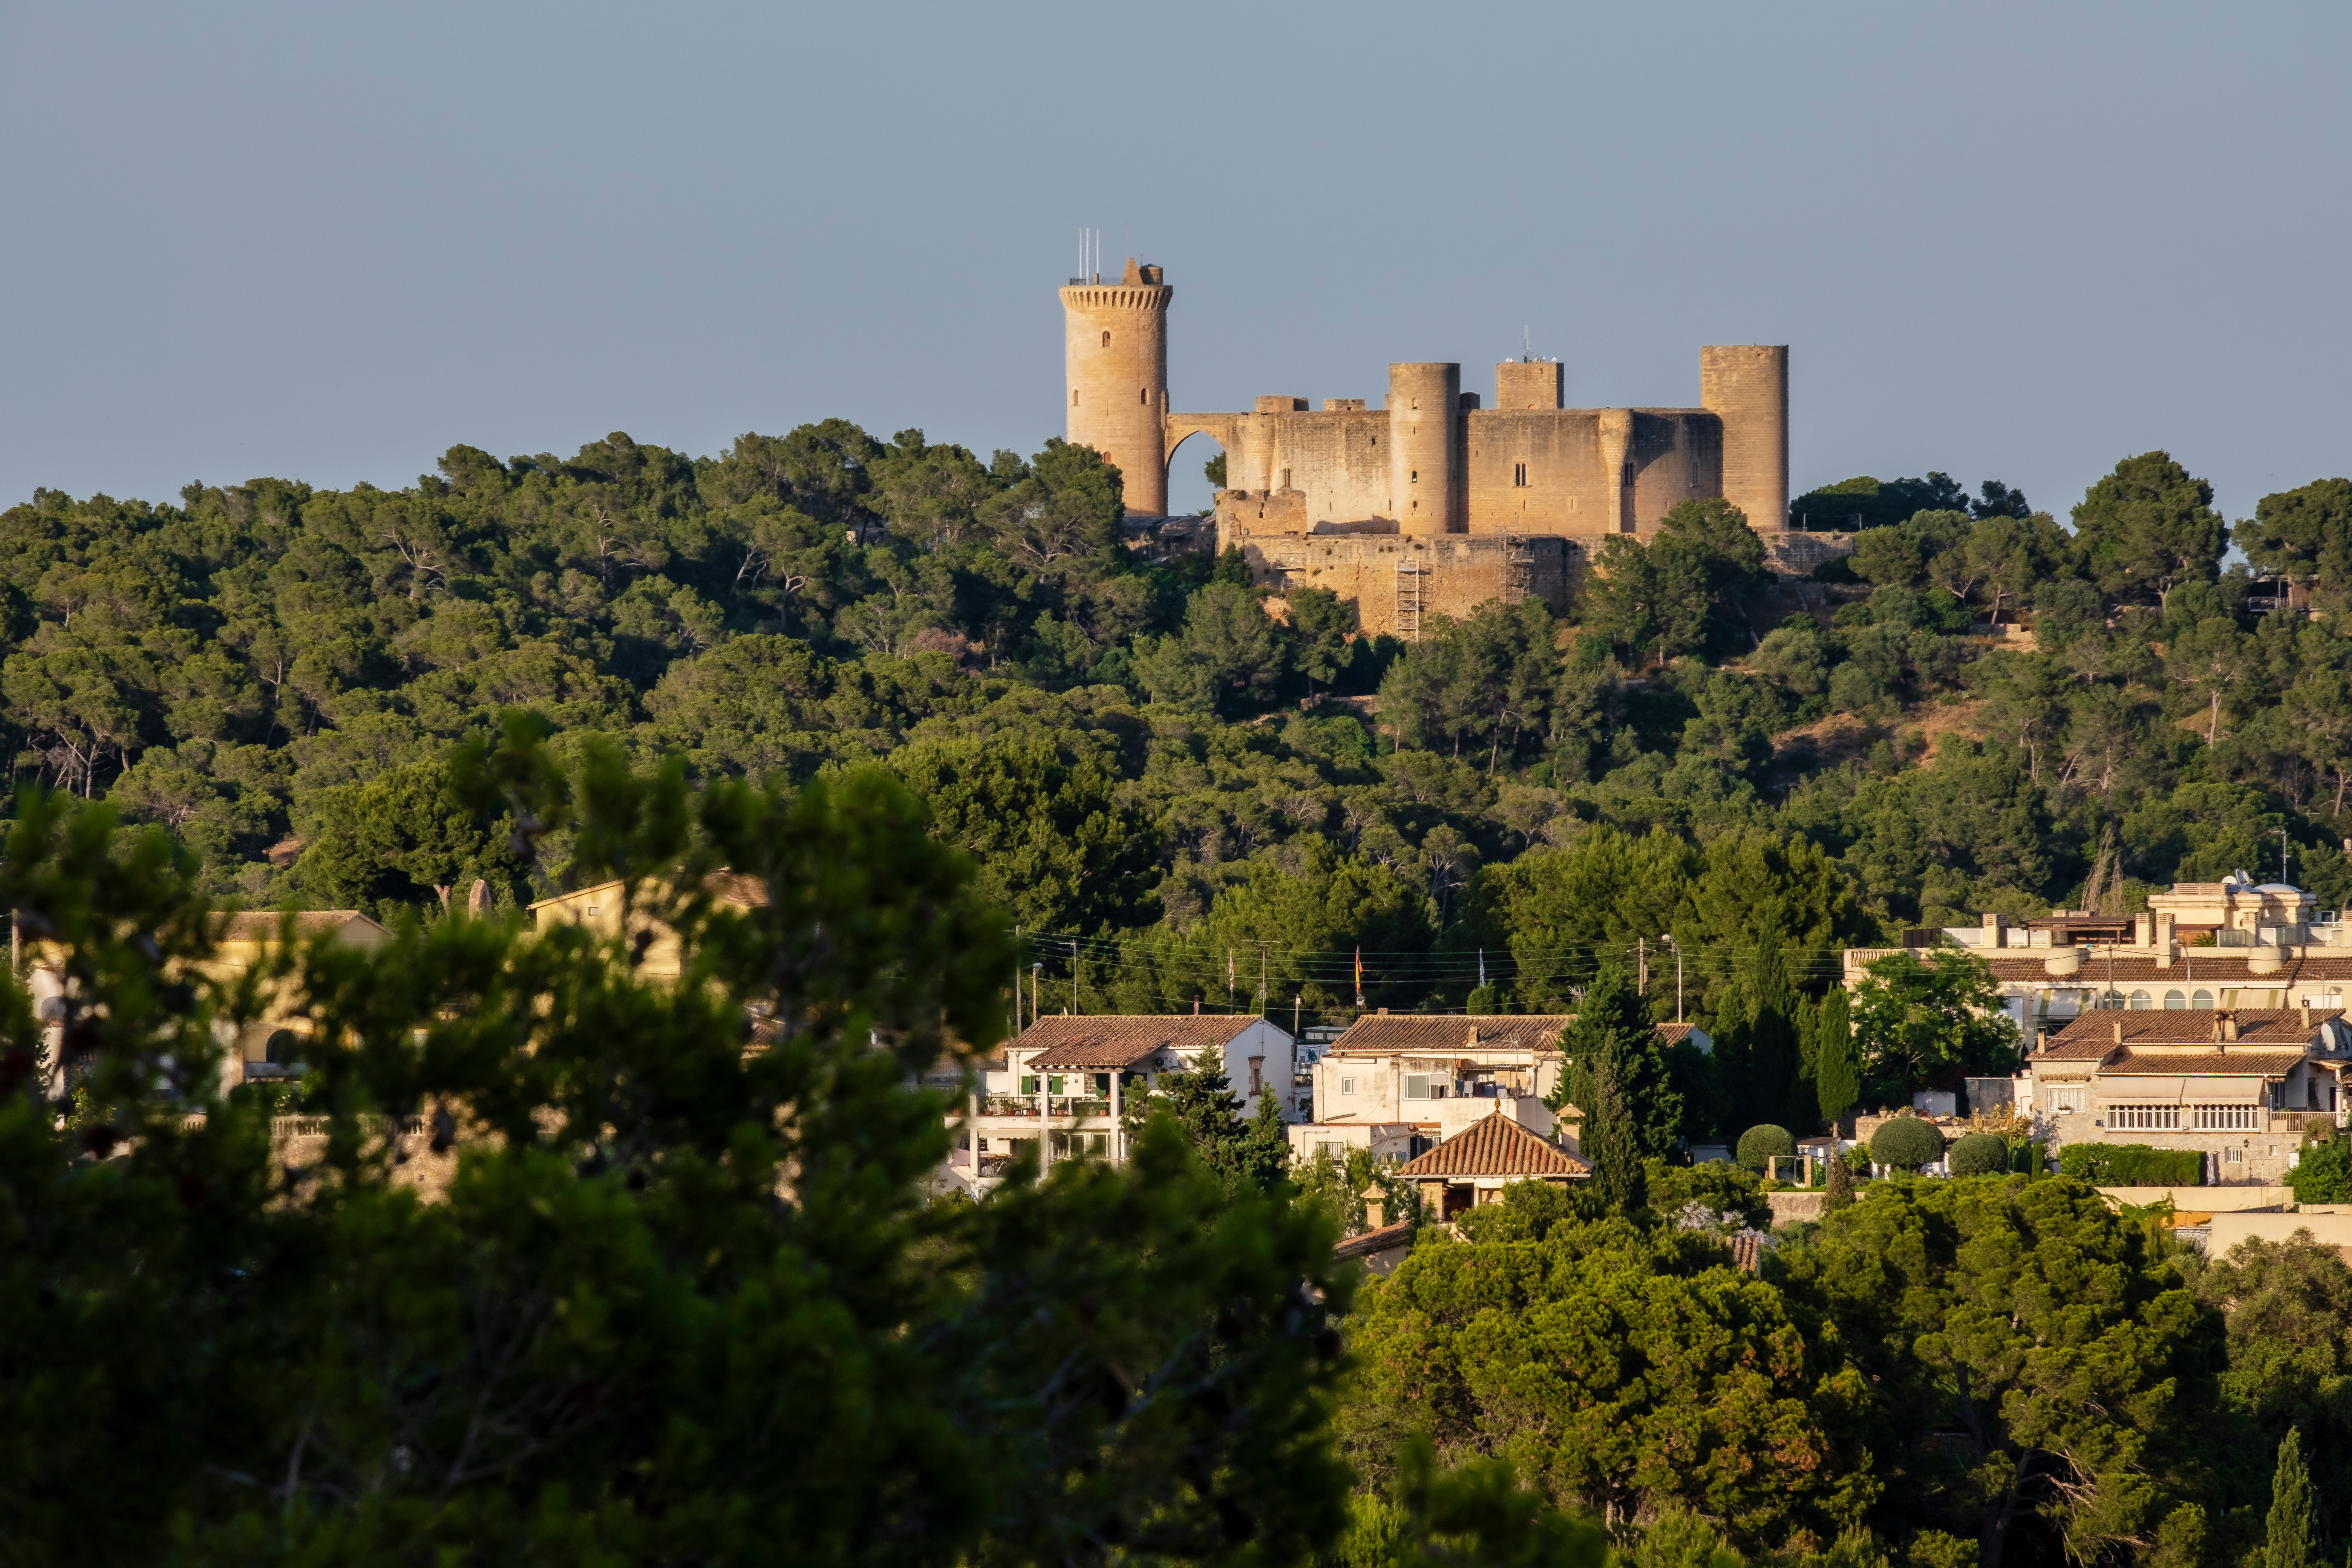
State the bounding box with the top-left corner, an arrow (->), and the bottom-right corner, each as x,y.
2112,1018 -> 2123,1045
2223,1011 -> 2240,1042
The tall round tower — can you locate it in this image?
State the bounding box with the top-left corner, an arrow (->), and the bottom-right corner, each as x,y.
1700,346 -> 1788,533
1061,259 -> 1172,516
1387,363 -> 1462,534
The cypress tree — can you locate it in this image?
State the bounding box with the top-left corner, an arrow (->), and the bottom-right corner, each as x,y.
1815,986 -> 1860,1130
1745,926 -> 1801,1130
1823,1147 -> 1856,1214
1587,1052 -> 1646,1213
2267,1427 -> 2319,1568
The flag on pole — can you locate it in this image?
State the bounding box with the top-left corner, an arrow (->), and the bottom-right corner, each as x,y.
1478,949 -> 1487,989
1354,947 -> 1364,1008
1227,949 -> 1234,999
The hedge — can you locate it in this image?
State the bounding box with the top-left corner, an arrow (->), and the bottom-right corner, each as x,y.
2055,1142 -> 2204,1186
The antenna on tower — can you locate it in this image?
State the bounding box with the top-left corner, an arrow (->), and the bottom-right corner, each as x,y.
1522,326 -> 1531,363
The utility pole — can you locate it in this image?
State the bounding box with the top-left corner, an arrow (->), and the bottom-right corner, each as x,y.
1258,943 -> 1269,1018
1293,993 -> 1302,1035
1071,939 -> 1080,1015
1032,963 -> 1042,1026
1637,936 -> 1648,995
1664,934 -> 1682,1023
2282,827 -> 2292,887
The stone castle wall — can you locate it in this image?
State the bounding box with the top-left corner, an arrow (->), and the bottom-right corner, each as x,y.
1215,489 -> 1856,639
1217,494 -> 1589,636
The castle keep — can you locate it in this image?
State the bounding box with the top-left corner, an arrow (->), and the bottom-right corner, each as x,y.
1060,259 -> 1847,635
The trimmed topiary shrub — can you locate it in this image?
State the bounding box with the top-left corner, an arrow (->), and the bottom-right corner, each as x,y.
2055,1142 -> 2204,1186
1735,1124 -> 1796,1171
1948,1132 -> 2009,1177
1870,1116 -> 1946,1172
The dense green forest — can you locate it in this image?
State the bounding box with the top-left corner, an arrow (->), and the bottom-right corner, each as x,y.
10,733 -> 2352,1568
9,428 -> 2352,1067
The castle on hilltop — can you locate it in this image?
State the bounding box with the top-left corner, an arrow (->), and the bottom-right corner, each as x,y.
1058,259 -> 1850,636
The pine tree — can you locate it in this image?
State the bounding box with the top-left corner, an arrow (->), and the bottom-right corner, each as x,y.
1815,986 -> 1860,1130
2266,1427 -> 2319,1568
1150,1048 -> 1284,1194
1555,965 -> 1682,1159
1587,1052 -> 1647,1213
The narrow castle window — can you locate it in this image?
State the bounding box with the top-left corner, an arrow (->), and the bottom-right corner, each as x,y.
1139,388 -> 1147,404
1072,390 -> 1079,406
1513,462 -> 1528,487
1410,470 -> 1418,482
1281,468 -> 1291,489
1101,331 -> 1111,348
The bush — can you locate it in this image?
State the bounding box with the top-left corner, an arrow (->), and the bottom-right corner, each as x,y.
1870,1117 -> 1945,1171
1905,1532 -> 1975,1568
1947,1132 -> 2009,1178
2287,1139 -> 2352,1204
1735,1124 -> 1796,1171
1645,1158 -> 1769,1230
2055,1142 -> 2205,1187
1631,1509 -> 1745,1568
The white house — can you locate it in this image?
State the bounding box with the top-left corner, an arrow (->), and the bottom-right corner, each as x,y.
1287,1012 -> 1577,1168
941,1013 -> 1294,1196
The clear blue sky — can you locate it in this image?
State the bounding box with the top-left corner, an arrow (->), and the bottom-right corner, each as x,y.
3,2 -> 2346,525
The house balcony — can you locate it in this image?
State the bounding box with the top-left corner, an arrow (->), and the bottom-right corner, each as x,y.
979,1095 -> 1118,1121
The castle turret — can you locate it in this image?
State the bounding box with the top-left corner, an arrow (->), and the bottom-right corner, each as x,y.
1700,346 -> 1788,533
1387,363 -> 1462,534
1061,258 -> 1172,516
1495,360 -> 1561,410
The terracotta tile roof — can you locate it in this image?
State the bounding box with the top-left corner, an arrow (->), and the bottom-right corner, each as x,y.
1333,1219 -> 1415,1261
1987,953 -> 2352,983
1396,1108 -> 1589,1178
2096,1049 -> 2310,1077
1328,1014 -> 1572,1057
707,871 -> 769,909
1726,1233 -> 1768,1274
2039,1008 -> 2338,1058
1658,1023 -> 1707,1047
214,911 -> 384,941
1014,1014 -> 1260,1070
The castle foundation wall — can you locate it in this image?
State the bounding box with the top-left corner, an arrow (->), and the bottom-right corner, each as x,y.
1216,501 -> 1593,637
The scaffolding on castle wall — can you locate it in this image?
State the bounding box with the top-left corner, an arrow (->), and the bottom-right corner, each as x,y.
1395,556 -> 1423,642
1503,536 -> 1533,606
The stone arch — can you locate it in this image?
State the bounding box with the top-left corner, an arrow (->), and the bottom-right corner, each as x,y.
1164,413 -> 1238,472
1165,427 -> 1230,518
